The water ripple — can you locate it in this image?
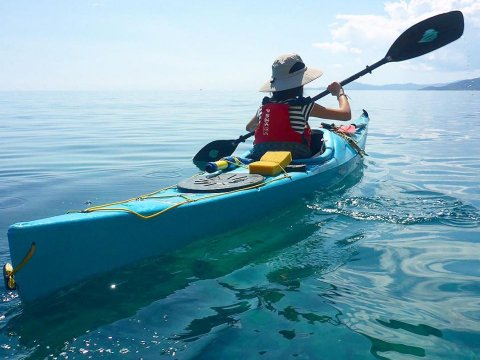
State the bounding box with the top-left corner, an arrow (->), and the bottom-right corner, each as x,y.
311,190 -> 480,227
0,197 -> 26,210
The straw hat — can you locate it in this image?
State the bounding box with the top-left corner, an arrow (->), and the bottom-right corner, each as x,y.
259,53 -> 323,92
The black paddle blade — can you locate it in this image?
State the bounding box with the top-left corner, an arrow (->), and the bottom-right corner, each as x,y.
193,139 -> 238,164
192,132 -> 255,169
386,11 -> 464,62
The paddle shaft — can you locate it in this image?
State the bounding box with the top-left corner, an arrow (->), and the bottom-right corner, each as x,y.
311,57 -> 389,102
236,131 -> 254,143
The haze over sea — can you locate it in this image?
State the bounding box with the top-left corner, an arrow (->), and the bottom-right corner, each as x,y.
0,89 -> 479,359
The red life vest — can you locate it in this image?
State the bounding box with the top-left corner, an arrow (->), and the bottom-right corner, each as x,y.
254,102 -> 311,146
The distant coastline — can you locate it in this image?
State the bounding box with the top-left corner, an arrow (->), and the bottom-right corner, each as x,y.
419,77 -> 480,90
310,77 -> 480,91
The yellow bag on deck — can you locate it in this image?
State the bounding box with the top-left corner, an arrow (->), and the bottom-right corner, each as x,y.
249,151 -> 292,176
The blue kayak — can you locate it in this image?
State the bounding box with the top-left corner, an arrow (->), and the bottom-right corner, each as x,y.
5,111 -> 369,303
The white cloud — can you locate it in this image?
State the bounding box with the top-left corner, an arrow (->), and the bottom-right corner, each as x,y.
314,0 -> 480,82
317,0 -> 480,47
462,0 -> 480,27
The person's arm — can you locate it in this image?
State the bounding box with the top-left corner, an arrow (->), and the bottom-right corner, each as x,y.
310,81 -> 351,121
246,114 -> 259,132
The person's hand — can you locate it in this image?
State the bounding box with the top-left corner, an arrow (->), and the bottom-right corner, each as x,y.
327,82 -> 344,97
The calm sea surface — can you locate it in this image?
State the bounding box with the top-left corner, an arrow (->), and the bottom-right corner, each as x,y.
0,90 -> 479,359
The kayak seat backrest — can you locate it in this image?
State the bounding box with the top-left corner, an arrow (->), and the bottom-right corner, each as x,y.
310,131 -> 324,155
292,129 -> 334,165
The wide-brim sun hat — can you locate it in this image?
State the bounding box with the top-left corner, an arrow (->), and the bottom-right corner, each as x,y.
259,53 -> 323,92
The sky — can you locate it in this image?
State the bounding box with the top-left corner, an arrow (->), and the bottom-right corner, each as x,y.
0,0 -> 479,91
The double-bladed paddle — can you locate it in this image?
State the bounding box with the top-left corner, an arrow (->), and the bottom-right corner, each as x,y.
193,10 -> 464,166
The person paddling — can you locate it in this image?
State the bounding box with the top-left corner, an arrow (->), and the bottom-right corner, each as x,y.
246,53 -> 351,159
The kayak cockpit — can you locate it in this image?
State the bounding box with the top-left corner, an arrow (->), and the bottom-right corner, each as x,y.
292,128 -> 334,165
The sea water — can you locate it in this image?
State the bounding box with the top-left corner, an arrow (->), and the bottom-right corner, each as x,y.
0,90 -> 479,359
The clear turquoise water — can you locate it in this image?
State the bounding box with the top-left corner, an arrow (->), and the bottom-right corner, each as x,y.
0,90 -> 479,359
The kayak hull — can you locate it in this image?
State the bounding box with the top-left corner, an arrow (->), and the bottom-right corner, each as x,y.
7,112 -> 369,303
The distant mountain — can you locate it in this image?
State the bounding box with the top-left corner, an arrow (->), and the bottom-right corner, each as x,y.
419,77 -> 480,90
309,82 -> 426,91
347,82 -> 429,90
309,78 -> 480,91
324,77 -> 480,91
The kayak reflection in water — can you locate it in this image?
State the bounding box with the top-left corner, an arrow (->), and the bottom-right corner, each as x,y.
246,53 -> 351,160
